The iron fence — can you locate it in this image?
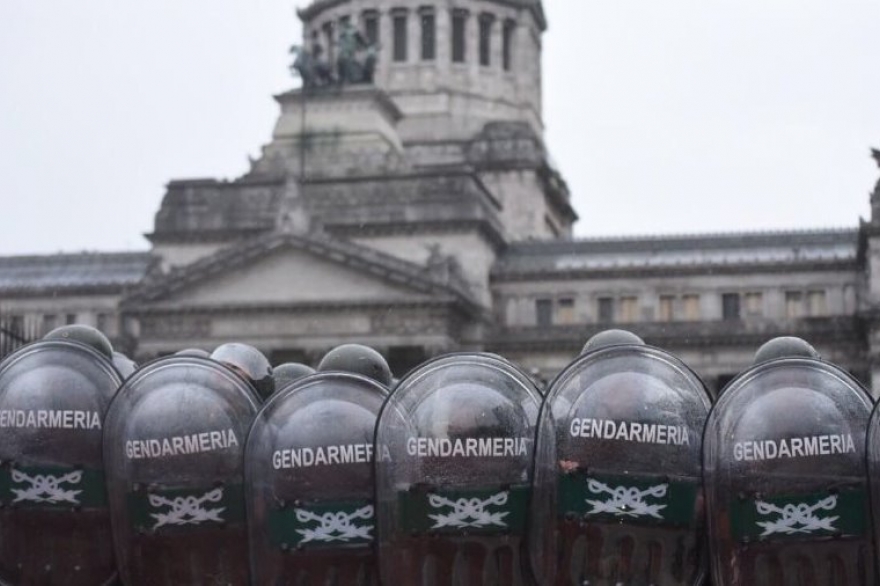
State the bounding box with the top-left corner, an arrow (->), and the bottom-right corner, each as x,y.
0,313 -> 39,361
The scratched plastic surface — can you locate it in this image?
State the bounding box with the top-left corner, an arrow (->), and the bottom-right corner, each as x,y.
246,372 -> 388,586
704,358 -> 875,586
0,340 -> 121,586
530,343 -> 712,586
103,356 -> 259,586
375,353 -> 542,586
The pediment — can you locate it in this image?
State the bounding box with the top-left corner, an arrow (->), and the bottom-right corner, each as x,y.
171,247 -> 422,306
126,232 -> 467,310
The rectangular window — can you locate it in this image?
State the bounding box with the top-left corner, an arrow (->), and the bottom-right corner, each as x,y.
807,290 -> 827,317
536,299 -> 553,327
683,294 -> 701,321
479,14 -> 494,66
598,297 -> 614,323
363,11 -> 379,46
96,313 -> 109,333
393,12 -> 408,62
744,292 -> 763,316
452,10 -> 467,63
42,314 -> 57,335
620,296 -> 639,323
658,295 -> 675,322
502,19 -> 515,71
722,293 -> 740,321
556,298 -> 576,325
420,9 -> 436,61
785,291 -> 804,319
65,313 -> 77,325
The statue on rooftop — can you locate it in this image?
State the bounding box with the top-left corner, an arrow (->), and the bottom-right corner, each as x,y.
290,22 -> 377,88
337,21 -> 377,85
289,43 -> 333,89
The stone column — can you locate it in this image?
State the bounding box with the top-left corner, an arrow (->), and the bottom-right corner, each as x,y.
408,6 -> 418,67
436,3 -> 451,76
378,9 -> 392,87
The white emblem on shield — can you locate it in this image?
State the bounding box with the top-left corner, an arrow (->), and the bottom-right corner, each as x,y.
427,491 -> 510,529
585,479 -> 668,519
148,487 -> 226,529
755,495 -> 839,536
10,468 -> 83,505
294,505 -> 374,543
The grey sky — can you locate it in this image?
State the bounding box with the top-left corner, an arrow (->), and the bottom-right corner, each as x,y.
0,1 -> 878,255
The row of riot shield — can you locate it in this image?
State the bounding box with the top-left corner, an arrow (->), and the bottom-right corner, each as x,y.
0,330 -> 879,585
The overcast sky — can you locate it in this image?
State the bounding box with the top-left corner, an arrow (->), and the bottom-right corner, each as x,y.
0,1 -> 878,255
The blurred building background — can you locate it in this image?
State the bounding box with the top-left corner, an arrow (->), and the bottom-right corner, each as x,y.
1,0 -> 878,396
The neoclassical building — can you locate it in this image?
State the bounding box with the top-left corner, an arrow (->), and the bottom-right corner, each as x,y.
1,0 -> 878,395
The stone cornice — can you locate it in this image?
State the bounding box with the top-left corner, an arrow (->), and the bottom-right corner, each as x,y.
124,298 -> 464,316
491,258 -> 860,283
145,228 -> 266,245
273,86 -> 404,123
0,284 -> 134,297
328,219 -> 508,252
299,0 -> 547,31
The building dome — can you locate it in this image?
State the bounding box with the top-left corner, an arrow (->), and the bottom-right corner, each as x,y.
297,0 -> 547,141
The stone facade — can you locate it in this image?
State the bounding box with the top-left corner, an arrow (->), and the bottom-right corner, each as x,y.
0,0 -> 878,395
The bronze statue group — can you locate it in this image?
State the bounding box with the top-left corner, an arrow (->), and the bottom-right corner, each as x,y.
0,322 -> 877,585
290,21 -> 377,89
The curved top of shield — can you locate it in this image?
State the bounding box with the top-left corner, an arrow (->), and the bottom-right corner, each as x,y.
247,372 -> 388,503
317,343 -> 393,387
546,344 -> 710,474
377,353 -> 542,488
753,336 -> 820,365
580,329 -> 645,355
103,355 -> 260,487
0,339 -> 121,466
44,324 -> 114,360
705,358 -> 871,490
211,342 -> 274,400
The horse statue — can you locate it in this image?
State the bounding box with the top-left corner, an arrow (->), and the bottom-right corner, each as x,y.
289,44 -> 333,88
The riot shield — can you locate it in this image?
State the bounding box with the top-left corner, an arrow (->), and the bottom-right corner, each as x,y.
704,357 -> 875,586
246,372 -> 389,585
0,339 -> 122,585
103,355 -> 259,586
375,353 -> 542,586
530,343 -> 711,586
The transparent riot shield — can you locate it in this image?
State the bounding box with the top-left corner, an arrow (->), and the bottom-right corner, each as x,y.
704,358 -> 875,586
0,340 -> 122,586
530,344 -> 711,586
103,355 -> 259,586
246,372 -> 389,585
866,390 -> 880,580
375,353 -> 542,585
